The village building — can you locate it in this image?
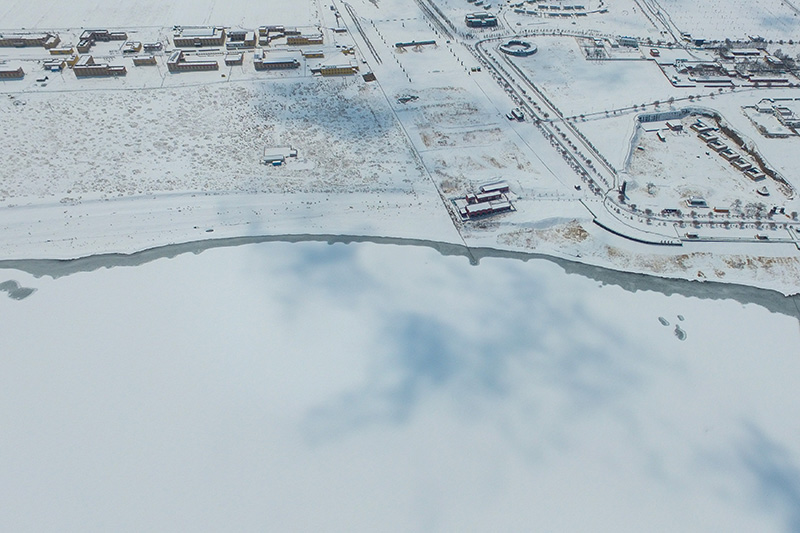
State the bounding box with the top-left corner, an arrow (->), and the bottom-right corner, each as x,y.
718,149 -> 740,162
479,181 -> 510,194
395,40 -> 437,49
464,200 -> 512,218
707,139 -> 727,152
698,131 -> 718,143
254,56 -> 300,70
173,26 -> 226,47
132,55 -> 157,66
122,41 -> 143,54
317,64 -> 358,76
77,30 -> 127,53
465,12 -> 498,27
43,58 -> 66,71
77,40 -> 93,53
224,52 -> 244,66
226,30 -> 256,48
73,55 -> 126,77
0,65 -> 25,79
686,196 -> 708,208
0,32 -> 59,48
49,46 -> 75,55
166,50 -> 219,72
744,168 -> 767,181
731,159 -> 753,172
286,34 -> 324,46
80,29 -> 128,42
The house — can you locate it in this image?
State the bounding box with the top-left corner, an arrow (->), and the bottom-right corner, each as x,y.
122,41 -> 142,54
43,59 -> 66,71
698,131 -> 718,143
133,55 -> 157,66
479,181 -> 510,194
686,196 -> 708,208
224,52 -> 244,66
226,30 -> 256,49
731,158 -> 752,171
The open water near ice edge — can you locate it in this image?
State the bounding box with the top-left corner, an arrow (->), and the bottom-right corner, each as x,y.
0,233 -> 798,319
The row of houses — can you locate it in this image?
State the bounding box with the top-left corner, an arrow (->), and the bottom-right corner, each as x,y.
1,45 -> 349,80
691,119 -> 766,181
3,26 -> 326,64
172,26 -> 324,49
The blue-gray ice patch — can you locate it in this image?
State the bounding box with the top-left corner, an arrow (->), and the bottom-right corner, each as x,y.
0,280 -> 36,300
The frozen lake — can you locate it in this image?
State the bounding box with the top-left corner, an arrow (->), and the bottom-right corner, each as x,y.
1,240 -> 799,532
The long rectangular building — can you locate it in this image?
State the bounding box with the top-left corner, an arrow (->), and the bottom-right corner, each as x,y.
286,34 -> 323,46
0,32 -> 59,48
0,66 -> 25,79
73,55 -> 126,77
254,56 -> 300,70
173,26 -> 226,47
166,50 -> 219,72
317,64 -> 358,76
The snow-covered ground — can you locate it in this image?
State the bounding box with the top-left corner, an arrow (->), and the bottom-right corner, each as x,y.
0,76 -> 423,198
0,0 -> 318,28
652,0 -> 800,41
1,240 -> 799,531
2,1 -> 800,529
1,0 -> 799,296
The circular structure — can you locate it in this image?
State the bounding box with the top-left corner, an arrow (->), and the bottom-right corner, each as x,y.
499,39 -> 537,57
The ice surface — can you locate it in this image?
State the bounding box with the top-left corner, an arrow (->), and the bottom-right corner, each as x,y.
1,241 -> 799,531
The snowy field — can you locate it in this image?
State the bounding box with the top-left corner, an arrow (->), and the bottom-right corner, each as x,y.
508,36 -> 679,118
0,78 -> 425,199
2,0 -> 800,529
2,241 -> 800,531
651,0 -> 800,41
0,0 -> 318,29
